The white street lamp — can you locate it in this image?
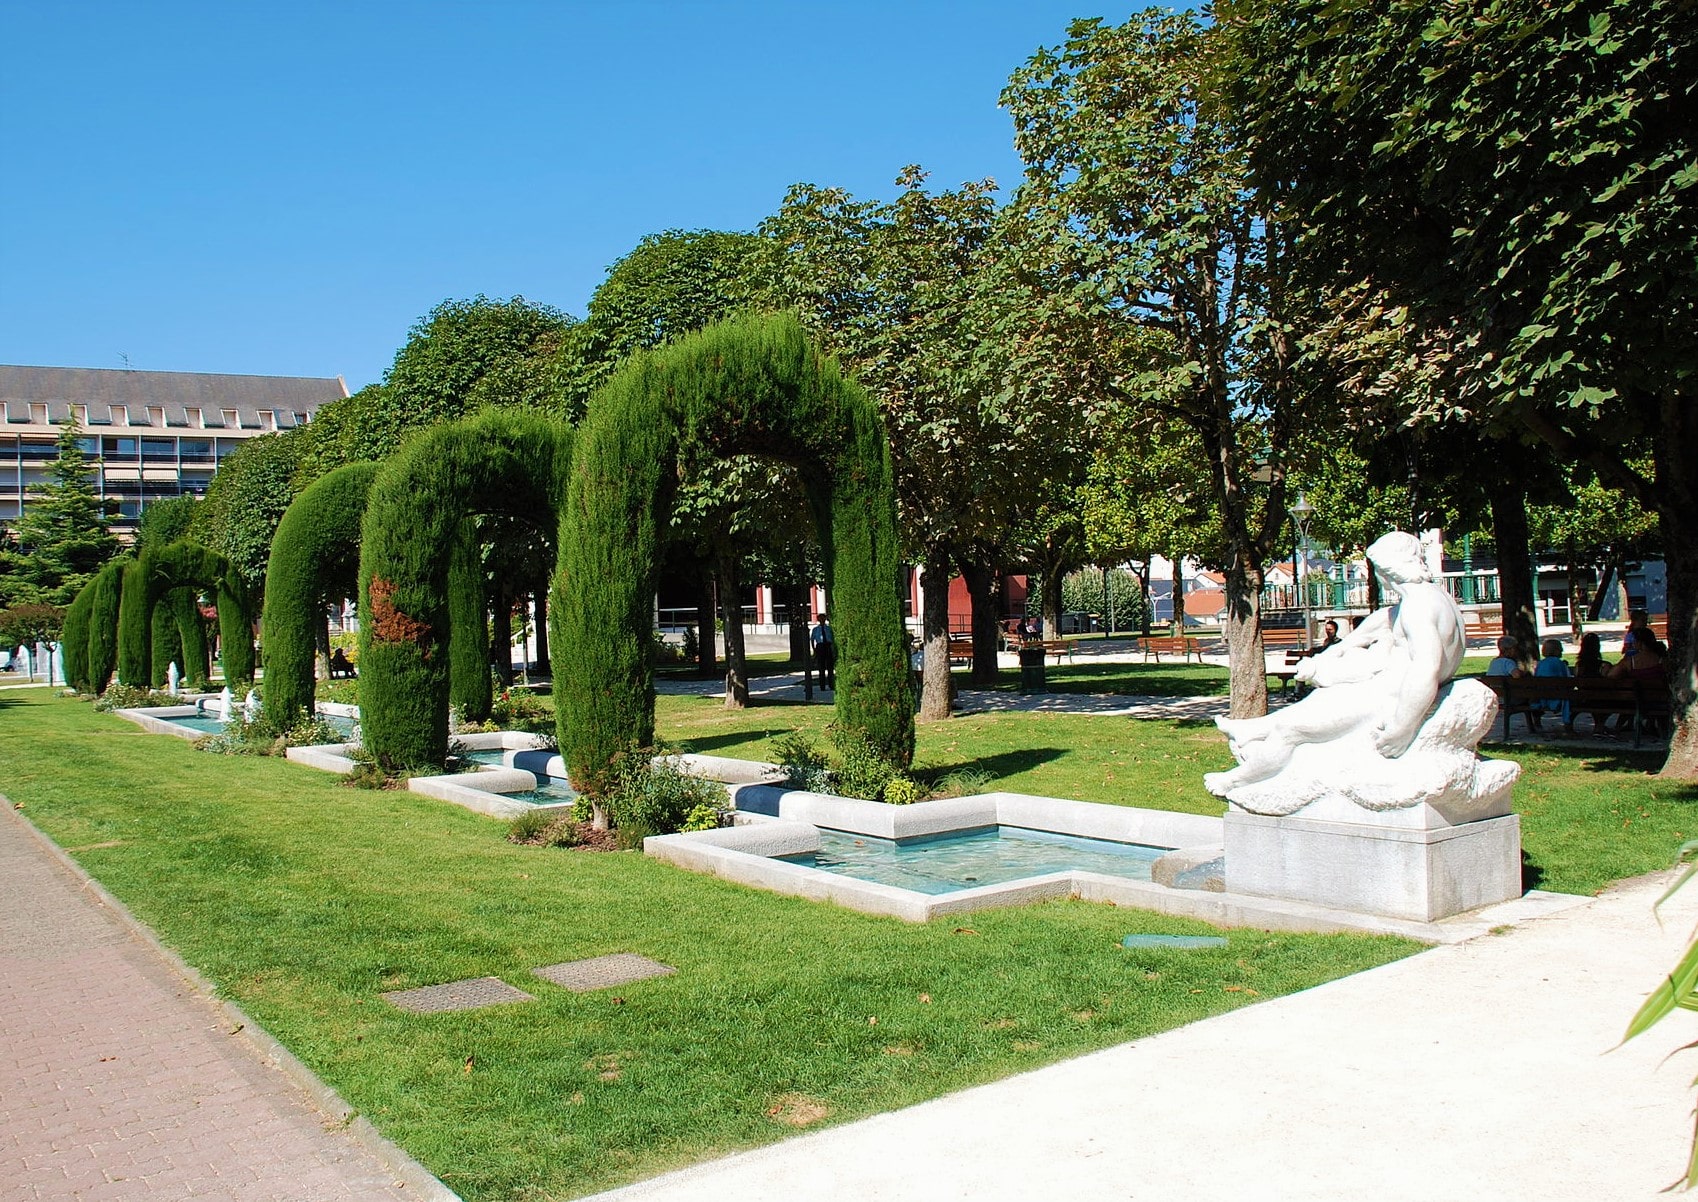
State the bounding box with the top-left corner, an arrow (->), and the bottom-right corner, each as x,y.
1290,493 -> 1315,649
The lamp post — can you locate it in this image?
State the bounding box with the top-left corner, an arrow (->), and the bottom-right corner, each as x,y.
1290,493 -> 1315,650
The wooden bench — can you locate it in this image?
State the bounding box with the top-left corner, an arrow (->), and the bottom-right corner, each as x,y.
1266,650 -> 1308,694
1138,635 -> 1201,664
1462,608 -> 1501,644
947,634 -> 975,666
1261,627 -> 1308,652
1478,674 -> 1671,747
1034,638 -> 1075,664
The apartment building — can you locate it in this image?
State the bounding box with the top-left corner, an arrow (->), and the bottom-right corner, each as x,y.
0,365 -> 347,533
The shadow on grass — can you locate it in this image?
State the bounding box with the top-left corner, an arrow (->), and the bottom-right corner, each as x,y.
676,730 -> 794,755
981,663 -> 1227,699
917,747 -> 1068,783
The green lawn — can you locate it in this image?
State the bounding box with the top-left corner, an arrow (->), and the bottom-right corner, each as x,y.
2,690 -> 1418,1201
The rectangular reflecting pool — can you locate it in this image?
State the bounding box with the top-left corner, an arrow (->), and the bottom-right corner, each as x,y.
781,826 -> 1165,895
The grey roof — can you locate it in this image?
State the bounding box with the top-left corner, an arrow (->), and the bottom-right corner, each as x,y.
0,365 -> 347,430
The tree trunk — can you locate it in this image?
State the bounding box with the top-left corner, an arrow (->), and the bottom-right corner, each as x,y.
491,585 -> 513,686
1563,544 -> 1583,640
919,550 -> 954,722
532,592 -> 550,674
718,558 -> 748,709
694,568 -> 717,676
1136,560 -> 1152,635
1587,560 -> 1617,622
1170,556 -> 1186,633
314,613 -> 331,682
1655,400 -> 1697,779
1486,477 -> 1539,666
781,580 -> 810,666
961,558 -> 1001,685
1223,556 -> 1269,719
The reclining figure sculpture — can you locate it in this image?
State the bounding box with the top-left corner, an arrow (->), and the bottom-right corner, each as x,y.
1204,531 -> 1518,824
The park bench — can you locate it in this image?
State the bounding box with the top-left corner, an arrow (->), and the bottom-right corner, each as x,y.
947,634 -> 975,666
1033,638 -> 1075,664
1478,674 -> 1671,748
1138,635 -> 1201,664
1260,627 -> 1309,653
1462,608 -> 1500,644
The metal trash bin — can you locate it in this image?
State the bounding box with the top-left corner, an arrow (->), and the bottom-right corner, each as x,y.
1018,645 -> 1046,693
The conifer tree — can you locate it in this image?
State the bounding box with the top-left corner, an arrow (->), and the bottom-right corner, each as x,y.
3,418 -> 118,605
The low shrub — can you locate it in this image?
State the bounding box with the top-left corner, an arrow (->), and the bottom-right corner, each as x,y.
881,776 -> 926,806
829,727 -> 897,802
931,767 -> 993,799
774,732 -> 833,793
606,752 -> 726,847
490,689 -> 555,738
195,711 -> 344,757
681,802 -> 724,831
93,684 -> 180,711
506,810 -> 618,850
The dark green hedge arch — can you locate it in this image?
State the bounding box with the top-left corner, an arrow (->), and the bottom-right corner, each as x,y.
358,408 -> 571,768
63,554 -> 131,694
260,462 -> 379,728
114,541 -> 254,689
262,462 -> 496,731
555,312 -> 914,796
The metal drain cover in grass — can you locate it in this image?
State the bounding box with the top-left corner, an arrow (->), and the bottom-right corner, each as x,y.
382,976 -> 535,1013
533,953 -> 676,993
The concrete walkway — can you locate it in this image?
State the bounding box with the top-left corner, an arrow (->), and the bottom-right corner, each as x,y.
590,867 -> 1698,1202
0,803 -> 454,1201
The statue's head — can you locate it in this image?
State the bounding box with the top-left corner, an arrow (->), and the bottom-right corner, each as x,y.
1366,531 -> 1430,587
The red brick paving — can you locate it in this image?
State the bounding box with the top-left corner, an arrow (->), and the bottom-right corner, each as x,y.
1,804 -> 446,1200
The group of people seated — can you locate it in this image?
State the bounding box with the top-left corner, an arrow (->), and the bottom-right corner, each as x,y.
1483,610 -> 1668,736
328,648 -> 357,679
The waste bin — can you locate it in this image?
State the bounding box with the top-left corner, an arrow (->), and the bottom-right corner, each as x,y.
1018,644 -> 1046,693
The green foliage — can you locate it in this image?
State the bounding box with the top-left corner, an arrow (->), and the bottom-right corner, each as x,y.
446,519 -> 491,723
1061,567 -> 1149,633
681,802 -> 723,832
881,776 -> 926,806
149,590 -> 182,687
135,495 -> 198,551
194,710 -> 343,756
774,731 -> 833,792
361,295 -> 572,453
0,417 -> 119,605
59,590 -> 92,691
931,767 -> 993,799
194,430 -> 307,595
829,726 -> 900,801
358,408 -> 570,770
605,754 -> 726,845
116,557 -> 150,686
556,313 -> 914,795
488,688 -> 554,736
91,682 -> 180,710
84,556 -> 126,694
0,601 -> 66,647
1624,841 -> 1698,1187
259,463 -> 379,729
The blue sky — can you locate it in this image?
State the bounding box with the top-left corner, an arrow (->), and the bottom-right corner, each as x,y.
1,1 -> 1144,393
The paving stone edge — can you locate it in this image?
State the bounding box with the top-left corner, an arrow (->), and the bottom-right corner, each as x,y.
4,798 -> 463,1202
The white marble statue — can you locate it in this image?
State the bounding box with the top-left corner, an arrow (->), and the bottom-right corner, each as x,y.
243,689 -> 260,722
167,662 -> 180,696
1204,531 -> 1518,825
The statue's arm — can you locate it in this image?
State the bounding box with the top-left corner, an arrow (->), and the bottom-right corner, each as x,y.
1373,605 -> 1447,757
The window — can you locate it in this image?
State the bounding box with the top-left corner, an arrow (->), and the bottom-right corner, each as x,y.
220,409 -> 238,428
29,403 -> 48,424
147,406 -> 165,427
112,406 -> 130,425
178,439 -> 214,461
101,436 -> 139,458
140,437 -> 174,461
19,439 -> 56,460
185,407 -> 203,428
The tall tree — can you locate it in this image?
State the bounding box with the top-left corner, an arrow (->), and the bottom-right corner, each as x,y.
763,169 -> 1083,717
1002,12 -> 1323,717
0,417 -> 119,606
1227,0 -> 1698,773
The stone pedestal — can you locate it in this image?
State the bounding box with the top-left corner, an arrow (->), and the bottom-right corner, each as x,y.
1223,808 -> 1522,923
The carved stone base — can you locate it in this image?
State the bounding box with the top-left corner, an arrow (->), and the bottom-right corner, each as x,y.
1222,810 -> 1522,922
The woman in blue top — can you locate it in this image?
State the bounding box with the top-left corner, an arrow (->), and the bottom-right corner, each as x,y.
1534,638 -> 1572,727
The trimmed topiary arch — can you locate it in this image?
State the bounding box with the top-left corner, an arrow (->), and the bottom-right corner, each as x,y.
83,556 -> 129,694
260,462 -> 379,728
114,541 -> 254,689
261,461 -> 495,731
555,312 -> 913,798
358,408 -> 571,769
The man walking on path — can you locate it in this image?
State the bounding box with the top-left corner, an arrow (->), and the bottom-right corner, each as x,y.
811,613 -> 836,691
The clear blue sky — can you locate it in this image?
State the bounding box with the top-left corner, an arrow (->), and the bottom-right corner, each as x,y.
1,1 -> 1145,393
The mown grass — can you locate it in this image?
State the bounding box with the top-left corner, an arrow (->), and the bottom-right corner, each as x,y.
2,690 -> 1416,1201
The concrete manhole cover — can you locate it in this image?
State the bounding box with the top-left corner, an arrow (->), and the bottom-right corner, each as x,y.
381,976 -> 535,1013
533,953 -> 676,992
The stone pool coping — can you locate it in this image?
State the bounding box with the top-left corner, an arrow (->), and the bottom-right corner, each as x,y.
646,786 -> 1584,943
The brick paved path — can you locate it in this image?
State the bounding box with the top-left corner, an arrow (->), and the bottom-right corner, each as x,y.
1,804 -> 446,1201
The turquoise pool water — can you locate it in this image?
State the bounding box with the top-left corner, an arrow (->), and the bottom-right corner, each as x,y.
504,779 -> 578,806
162,712 -> 357,739
782,826 -> 1165,895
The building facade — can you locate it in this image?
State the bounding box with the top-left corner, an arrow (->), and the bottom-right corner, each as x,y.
0,365 -> 347,534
